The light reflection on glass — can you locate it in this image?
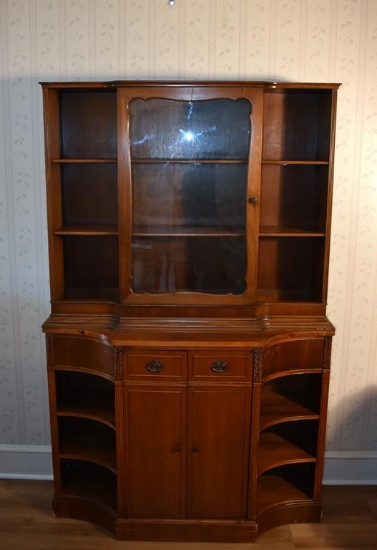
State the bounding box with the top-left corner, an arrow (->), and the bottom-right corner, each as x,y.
181,129 -> 195,142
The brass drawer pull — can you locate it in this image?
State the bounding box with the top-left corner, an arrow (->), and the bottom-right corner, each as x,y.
145,360 -> 164,373
211,360 -> 229,373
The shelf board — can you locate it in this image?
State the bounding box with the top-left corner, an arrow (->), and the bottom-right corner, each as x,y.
54,225 -> 118,236
262,160 -> 329,165
260,390 -> 319,430
257,432 -> 316,475
256,472 -> 313,515
61,460 -> 117,510
131,158 -> 248,164
60,438 -> 117,473
132,225 -> 245,238
259,226 -> 325,237
51,158 -> 117,163
57,391 -> 115,428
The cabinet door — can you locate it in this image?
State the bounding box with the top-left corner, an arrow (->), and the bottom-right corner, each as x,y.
118,86 -> 262,305
124,384 -> 187,518
188,385 -> 251,519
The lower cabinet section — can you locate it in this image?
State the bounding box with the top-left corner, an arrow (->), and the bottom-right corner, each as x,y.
45,331 -> 332,542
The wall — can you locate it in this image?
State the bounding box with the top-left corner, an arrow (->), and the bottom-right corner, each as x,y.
0,0 -> 376,482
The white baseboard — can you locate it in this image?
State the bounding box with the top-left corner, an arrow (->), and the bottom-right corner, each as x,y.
323,451 -> 377,485
0,446 -> 376,484
0,444 -> 53,480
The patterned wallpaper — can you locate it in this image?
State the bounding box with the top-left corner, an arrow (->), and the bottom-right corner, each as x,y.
0,0 -> 376,456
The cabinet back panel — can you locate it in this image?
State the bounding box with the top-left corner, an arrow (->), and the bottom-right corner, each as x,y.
60,91 -> 117,158
62,164 -> 118,226
63,236 -> 119,300
262,90 -> 332,161
260,165 -> 328,230
258,237 -> 324,302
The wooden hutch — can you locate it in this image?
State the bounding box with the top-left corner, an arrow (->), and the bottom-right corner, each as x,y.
41,80 -> 339,542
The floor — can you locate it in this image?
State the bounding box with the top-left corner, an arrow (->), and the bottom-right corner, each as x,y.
0,480 -> 377,549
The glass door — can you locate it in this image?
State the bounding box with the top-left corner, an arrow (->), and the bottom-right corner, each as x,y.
118,86 -> 262,304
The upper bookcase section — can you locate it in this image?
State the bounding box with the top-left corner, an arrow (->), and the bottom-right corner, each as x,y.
41,81 -> 340,319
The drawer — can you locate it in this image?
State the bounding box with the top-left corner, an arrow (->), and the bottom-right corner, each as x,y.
125,350 -> 187,381
51,335 -> 114,378
189,351 -> 251,382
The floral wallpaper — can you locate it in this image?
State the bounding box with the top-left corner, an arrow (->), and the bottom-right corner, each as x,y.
0,0 -> 376,469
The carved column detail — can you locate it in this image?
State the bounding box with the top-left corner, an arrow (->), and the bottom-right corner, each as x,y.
253,347 -> 263,382
45,333 -> 55,370
114,346 -> 124,381
322,336 -> 332,371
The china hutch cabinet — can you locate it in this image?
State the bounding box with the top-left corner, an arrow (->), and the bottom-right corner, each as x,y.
41,80 -> 339,542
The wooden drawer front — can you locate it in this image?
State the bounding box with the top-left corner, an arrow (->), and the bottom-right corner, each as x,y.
125,350 -> 187,381
189,351 -> 251,382
52,335 -> 114,378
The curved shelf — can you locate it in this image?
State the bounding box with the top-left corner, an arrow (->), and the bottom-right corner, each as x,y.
260,390 -> 320,430
256,463 -> 315,516
55,369 -> 116,413
59,442 -> 116,474
257,431 -> 316,476
57,408 -> 115,429
59,459 -> 118,512
58,417 -> 117,473
262,368 -> 323,384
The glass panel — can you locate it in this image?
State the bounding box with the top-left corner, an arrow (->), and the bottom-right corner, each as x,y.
130,98 -> 251,160
132,237 -> 246,294
129,98 -> 251,295
132,163 -> 247,230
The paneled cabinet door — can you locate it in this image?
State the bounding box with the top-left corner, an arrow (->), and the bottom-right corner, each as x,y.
187,385 -> 252,519
124,384 -> 187,519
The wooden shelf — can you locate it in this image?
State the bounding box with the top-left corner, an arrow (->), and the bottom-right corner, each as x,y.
132,225 -> 245,238
131,158 -> 248,164
59,430 -> 116,473
54,225 -> 118,236
52,158 -> 117,163
60,459 -> 117,510
259,226 -> 325,237
57,391 -> 115,428
260,390 -> 320,430
257,431 -> 316,475
256,468 -> 314,515
262,160 -> 329,165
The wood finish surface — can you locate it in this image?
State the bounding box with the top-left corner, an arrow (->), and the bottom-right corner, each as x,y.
41,80 -> 339,541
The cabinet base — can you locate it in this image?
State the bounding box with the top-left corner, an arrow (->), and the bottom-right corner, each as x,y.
115,518 -> 258,542
53,497 -> 322,542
